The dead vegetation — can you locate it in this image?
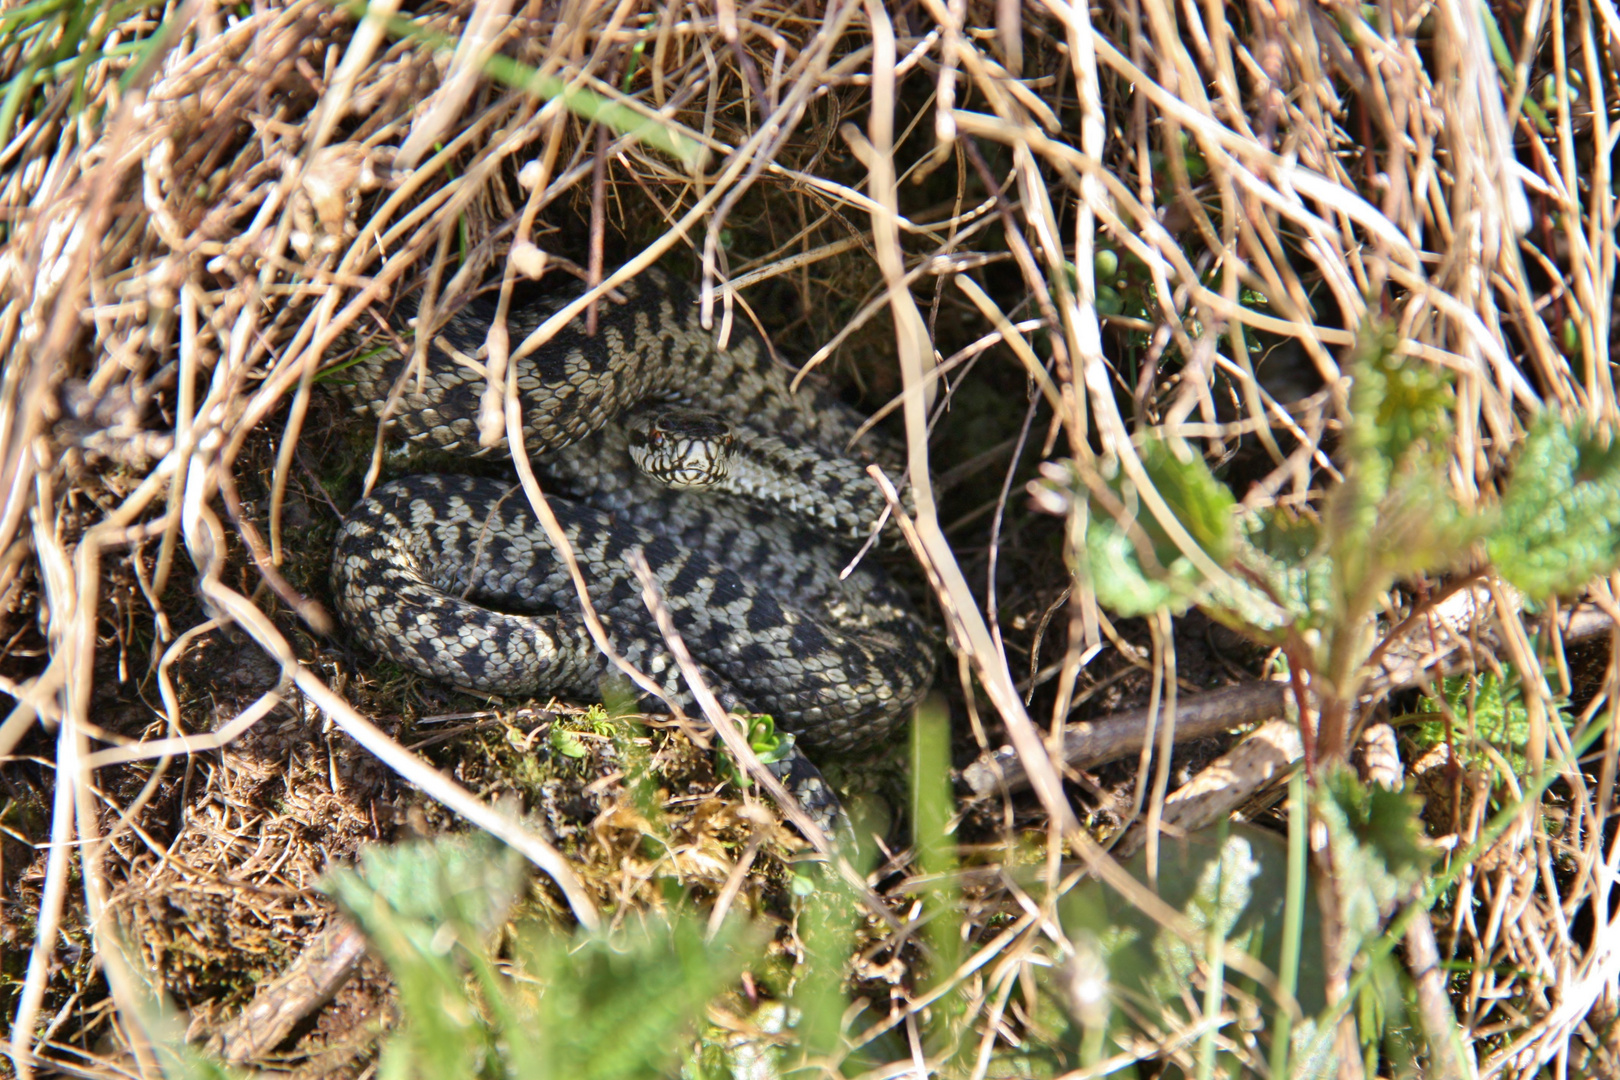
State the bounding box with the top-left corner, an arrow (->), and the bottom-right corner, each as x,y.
0,0 -> 1617,1075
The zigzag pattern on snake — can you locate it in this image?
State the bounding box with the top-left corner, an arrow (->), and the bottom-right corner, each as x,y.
329,269 -> 937,825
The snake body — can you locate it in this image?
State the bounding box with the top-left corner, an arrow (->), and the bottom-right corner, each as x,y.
330,270 -> 936,822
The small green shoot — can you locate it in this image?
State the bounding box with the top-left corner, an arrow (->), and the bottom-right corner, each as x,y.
910,695 -> 962,1049
715,712 -> 796,790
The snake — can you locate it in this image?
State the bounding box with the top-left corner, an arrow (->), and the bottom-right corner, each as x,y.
329,269 -> 937,829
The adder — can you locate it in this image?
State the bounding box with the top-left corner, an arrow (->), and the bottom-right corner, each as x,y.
329,269 -> 937,830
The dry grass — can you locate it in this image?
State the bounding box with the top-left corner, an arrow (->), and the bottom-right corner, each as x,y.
0,0 -> 1616,1075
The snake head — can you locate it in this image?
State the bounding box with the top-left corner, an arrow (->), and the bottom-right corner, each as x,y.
626,405 -> 736,489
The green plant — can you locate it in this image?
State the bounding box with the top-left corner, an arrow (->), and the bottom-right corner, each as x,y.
1029,322 -> 1620,1077
321,835 -> 768,1080
304,703 -> 964,1079
1039,324 -> 1620,758
1408,669 -> 1574,777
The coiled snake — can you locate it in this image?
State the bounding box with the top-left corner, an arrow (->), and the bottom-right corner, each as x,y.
330,270 -> 937,828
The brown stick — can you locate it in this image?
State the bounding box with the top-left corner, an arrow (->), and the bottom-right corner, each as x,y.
206,920 -> 370,1066
961,681 -> 1289,797
963,602 -> 1615,800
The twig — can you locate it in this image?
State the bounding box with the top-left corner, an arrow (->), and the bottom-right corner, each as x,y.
625,549 -> 832,852
205,920 -> 371,1066
965,600 -> 1614,800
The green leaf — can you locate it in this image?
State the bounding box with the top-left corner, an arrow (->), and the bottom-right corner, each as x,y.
1314,767 -> 1435,957
1360,334 -> 1455,474
324,833 -> 528,939
1045,437 -> 1239,618
323,835 -> 766,1080
1234,508 -> 1338,630
1328,328 -> 1467,588
716,713 -> 797,789
323,836 -> 529,1079
741,713 -> 792,764
522,916 -> 760,1080
1137,435 -> 1237,564
1085,519 -> 1205,616
551,727 -> 591,759
1407,669 -> 1573,777
1487,416 -> 1620,599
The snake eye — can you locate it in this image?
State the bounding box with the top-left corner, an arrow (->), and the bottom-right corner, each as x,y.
649,429 -> 665,446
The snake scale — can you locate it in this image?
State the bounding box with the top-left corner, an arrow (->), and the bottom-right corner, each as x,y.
330,269 -> 937,827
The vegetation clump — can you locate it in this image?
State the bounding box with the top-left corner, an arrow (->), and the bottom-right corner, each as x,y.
0,0 -> 1616,1076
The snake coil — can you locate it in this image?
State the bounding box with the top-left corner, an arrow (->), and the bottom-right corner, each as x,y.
330,269 -> 936,827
